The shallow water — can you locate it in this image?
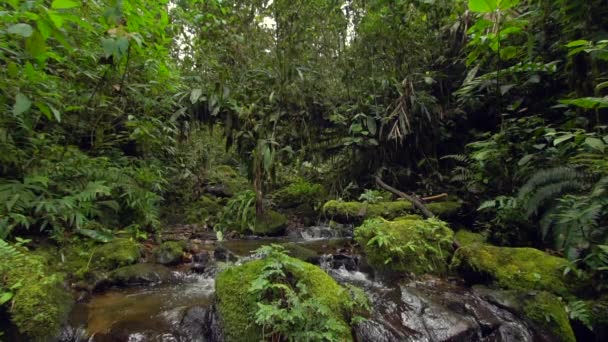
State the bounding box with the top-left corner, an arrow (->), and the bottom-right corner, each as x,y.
63,231 -> 539,342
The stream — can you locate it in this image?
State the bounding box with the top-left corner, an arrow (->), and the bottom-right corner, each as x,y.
59,225 -> 541,342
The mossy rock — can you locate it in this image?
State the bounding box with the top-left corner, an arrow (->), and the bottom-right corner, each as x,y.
215,256 -> 352,341
207,164 -> 251,195
523,291 -> 575,342
323,199 -> 461,223
454,230 -> 574,296
186,195 -> 223,225
354,217 -> 454,274
92,238 -> 141,270
153,241 -> 186,265
323,200 -> 413,222
2,248 -> 73,339
252,210 -> 288,236
426,200 -> 462,217
272,180 -> 326,209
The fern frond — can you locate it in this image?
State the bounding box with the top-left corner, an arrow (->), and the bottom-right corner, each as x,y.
525,180 -> 586,217
518,167 -> 582,202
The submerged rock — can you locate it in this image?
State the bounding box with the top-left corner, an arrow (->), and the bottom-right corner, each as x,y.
153,241 -> 186,265
215,256 -> 354,341
354,216 -> 454,274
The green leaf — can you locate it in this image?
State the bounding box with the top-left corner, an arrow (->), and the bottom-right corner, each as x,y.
51,0 -> 80,9
553,134 -> 574,146
75,228 -> 113,243
50,105 -> 61,122
13,93 -> 32,116
101,38 -> 115,58
469,0 -> 496,13
560,97 -> 608,110
517,154 -> 534,166
0,292 -> 13,305
366,116 -> 377,135
584,137 -> 605,152
566,40 -> 589,48
7,23 -> 33,37
190,88 -> 203,104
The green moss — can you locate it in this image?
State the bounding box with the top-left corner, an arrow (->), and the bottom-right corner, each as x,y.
323,200 -> 413,222
207,164 -> 251,194
454,230 -> 487,246
186,195 -> 223,224
2,248 -> 73,339
92,238 -> 141,270
523,292 -> 575,342
426,200 -> 462,217
323,199 -> 460,223
272,180 -> 326,209
153,241 -> 186,265
454,232 -> 573,296
355,217 -> 454,274
252,210 -> 288,236
10,275 -> 73,339
215,256 -> 351,342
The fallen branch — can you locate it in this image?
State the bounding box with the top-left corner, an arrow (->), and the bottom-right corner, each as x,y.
421,193 -> 448,202
374,176 -> 435,218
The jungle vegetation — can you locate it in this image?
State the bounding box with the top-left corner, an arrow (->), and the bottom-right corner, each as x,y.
1,0 -> 607,340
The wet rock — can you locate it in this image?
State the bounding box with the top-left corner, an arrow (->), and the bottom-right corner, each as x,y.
353,277 -> 537,342
213,245 -> 238,262
178,305 -> 224,342
320,254 -> 359,271
95,264 -> 174,290
191,251 -> 211,273
154,241 -> 186,265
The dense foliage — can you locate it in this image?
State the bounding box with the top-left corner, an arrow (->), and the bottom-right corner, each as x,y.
1,0 -> 608,340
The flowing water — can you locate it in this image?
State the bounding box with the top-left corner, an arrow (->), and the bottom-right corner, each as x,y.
61,225 -> 540,342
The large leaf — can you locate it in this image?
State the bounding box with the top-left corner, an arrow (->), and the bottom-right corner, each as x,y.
75,228 -> 113,243
13,93 -> 32,116
51,0 -> 80,9
7,23 -> 33,37
190,88 -> 203,104
560,97 -> 608,110
585,137 -> 605,152
469,0 -> 496,12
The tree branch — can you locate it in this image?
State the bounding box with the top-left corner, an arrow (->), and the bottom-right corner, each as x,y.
374,176 -> 435,218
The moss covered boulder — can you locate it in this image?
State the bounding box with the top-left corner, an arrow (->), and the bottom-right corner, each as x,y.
355,217 -> 454,274
454,230 -> 574,296
272,179 -> 326,209
1,244 -> 73,339
215,256 -> 353,341
92,238 -> 141,270
207,164 -> 251,195
252,210 -> 288,236
323,199 -> 461,223
522,291 -> 575,342
153,241 -> 186,265
186,195 -> 223,225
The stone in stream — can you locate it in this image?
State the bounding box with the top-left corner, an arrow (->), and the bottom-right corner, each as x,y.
153,241 -> 187,265
191,251 -> 211,273
178,305 -> 224,342
94,263 -> 174,290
